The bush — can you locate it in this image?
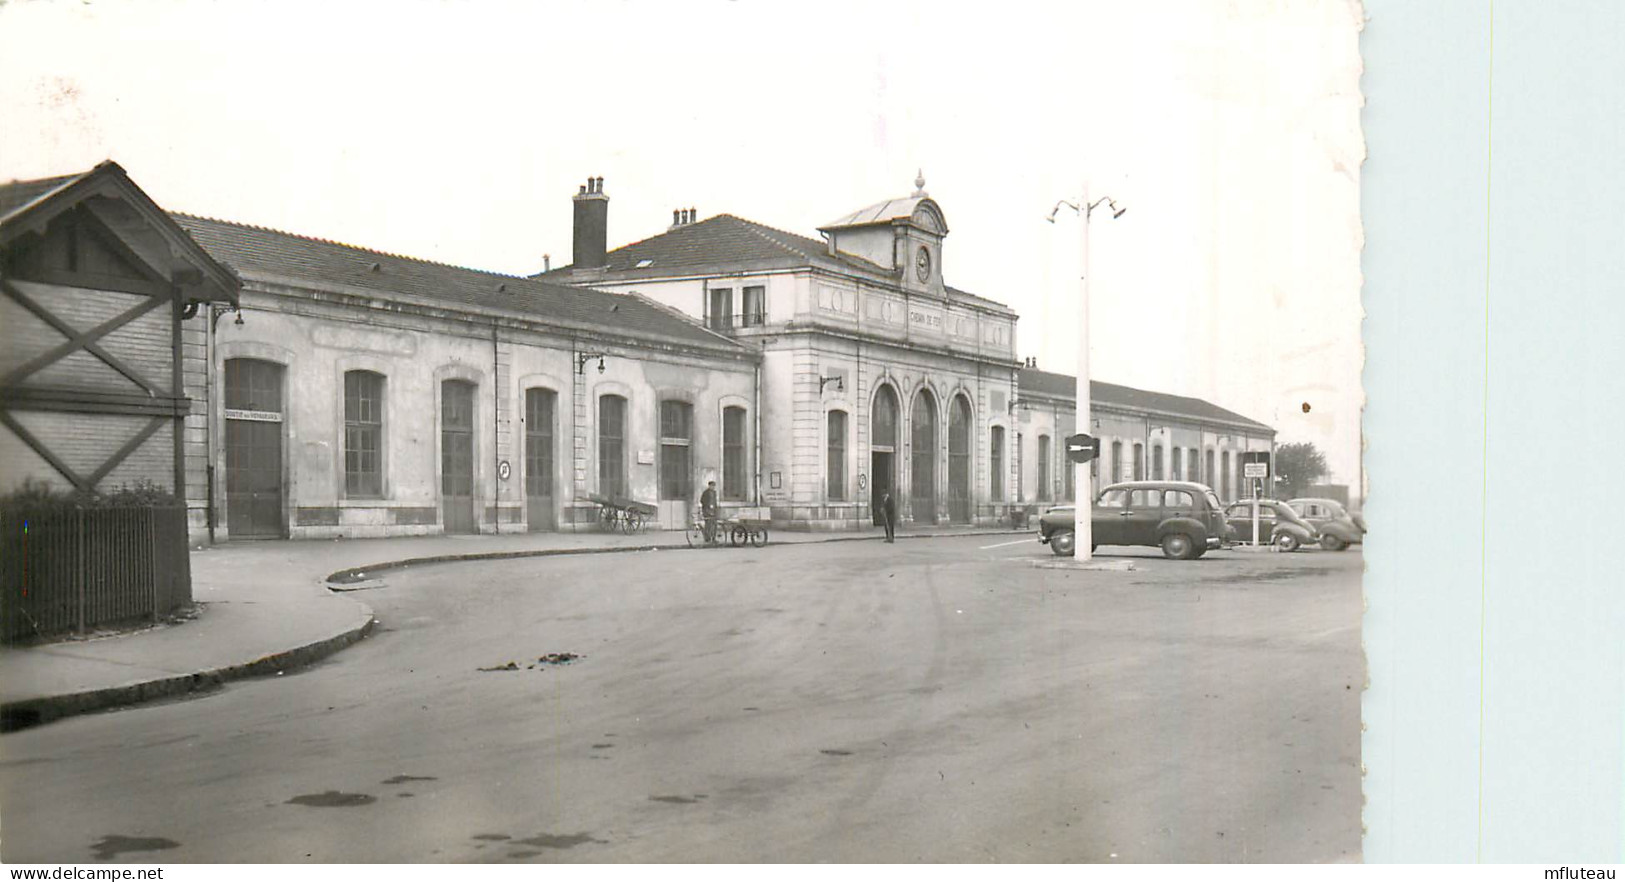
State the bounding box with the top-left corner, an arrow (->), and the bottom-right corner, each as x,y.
0,478 -> 178,513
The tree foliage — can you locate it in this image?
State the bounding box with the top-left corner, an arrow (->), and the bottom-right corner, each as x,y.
1274,442 -> 1329,498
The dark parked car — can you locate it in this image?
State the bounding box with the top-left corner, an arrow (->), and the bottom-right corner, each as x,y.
1287,497 -> 1364,551
1038,481 -> 1230,560
1223,499 -> 1317,551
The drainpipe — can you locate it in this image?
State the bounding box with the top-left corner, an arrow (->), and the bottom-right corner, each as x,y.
492,323 -> 500,534
753,358 -> 761,508
205,305 -> 216,543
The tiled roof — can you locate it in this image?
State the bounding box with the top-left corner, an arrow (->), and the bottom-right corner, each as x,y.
0,172 -> 83,222
173,215 -> 744,353
1018,368 -> 1274,434
546,212 -> 1013,314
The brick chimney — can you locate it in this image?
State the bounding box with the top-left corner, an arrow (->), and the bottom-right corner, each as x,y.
572,176 -> 608,269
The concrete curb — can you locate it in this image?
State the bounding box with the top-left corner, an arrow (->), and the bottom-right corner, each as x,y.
0,606 -> 376,732
324,528 -> 1032,584
3,528 -> 1026,731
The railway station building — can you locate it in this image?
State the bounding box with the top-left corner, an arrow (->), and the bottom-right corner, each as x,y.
3,164 -> 1275,543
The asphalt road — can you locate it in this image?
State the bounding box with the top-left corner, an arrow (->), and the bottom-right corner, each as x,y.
0,536 -> 1363,863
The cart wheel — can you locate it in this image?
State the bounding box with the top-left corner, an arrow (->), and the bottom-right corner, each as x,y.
750,526 -> 768,548
685,523 -> 704,548
600,507 -> 617,532
626,512 -> 644,533
727,525 -> 745,547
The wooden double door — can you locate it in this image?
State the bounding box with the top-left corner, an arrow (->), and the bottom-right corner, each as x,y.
224,359 -> 285,539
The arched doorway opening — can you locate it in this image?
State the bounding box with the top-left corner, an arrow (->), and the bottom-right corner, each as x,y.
948,395 -> 972,523
870,385 -> 899,526
224,358 -> 285,539
911,387 -> 938,524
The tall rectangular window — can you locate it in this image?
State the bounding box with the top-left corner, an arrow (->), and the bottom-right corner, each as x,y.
1206,449 -> 1215,487
659,400 -> 693,500
742,285 -> 766,327
989,426 -> 1004,502
1152,445 -> 1164,480
599,395 -> 627,498
723,406 -> 747,500
1111,440 -> 1123,483
827,410 -> 847,500
1133,443 -> 1144,481
1170,445 -> 1181,480
1221,451 -> 1231,499
708,287 -> 733,331
525,388 -> 555,499
1186,449 -> 1198,484
1037,435 -> 1051,501
1065,450 -> 1075,501
1016,432 -> 1024,500
344,370 -> 383,497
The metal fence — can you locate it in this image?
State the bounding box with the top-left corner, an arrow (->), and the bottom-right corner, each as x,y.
0,506 -> 192,643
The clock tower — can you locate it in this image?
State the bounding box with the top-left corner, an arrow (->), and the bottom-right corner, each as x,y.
818,170 -> 949,297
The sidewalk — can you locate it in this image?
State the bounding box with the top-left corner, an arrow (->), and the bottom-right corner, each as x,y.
0,522 -> 1027,730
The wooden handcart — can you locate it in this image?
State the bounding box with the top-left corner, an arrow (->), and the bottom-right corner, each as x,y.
584,493 -> 657,533
685,510 -> 769,548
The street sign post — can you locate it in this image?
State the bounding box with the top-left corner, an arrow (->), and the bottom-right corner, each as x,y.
1241,458 -> 1269,545
1065,433 -> 1098,463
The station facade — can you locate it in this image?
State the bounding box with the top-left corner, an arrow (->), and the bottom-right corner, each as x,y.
546,176 -> 1276,529
3,164 -> 1276,543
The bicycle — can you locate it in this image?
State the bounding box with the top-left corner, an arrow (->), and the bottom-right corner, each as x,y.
685,509 -> 722,548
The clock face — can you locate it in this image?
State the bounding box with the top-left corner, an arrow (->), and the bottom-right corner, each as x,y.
915,245 -> 931,282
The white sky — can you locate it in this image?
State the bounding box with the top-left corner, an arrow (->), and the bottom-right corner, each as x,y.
0,0 -> 1366,490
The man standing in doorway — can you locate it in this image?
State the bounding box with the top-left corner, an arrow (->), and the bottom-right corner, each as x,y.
700,480 -> 720,543
880,489 -> 897,543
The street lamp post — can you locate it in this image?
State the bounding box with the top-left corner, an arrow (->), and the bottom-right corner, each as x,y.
1048,186 -> 1125,560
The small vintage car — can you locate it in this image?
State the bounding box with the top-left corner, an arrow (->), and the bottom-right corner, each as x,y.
1038,481 -> 1231,560
1287,497 -> 1365,551
1223,499 -> 1318,552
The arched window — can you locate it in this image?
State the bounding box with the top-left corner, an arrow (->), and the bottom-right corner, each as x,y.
659,399 -> 694,500
1133,442 -> 1145,481
910,389 -> 938,518
1037,435 -> 1052,501
343,370 -> 384,497
948,396 -> 972,522
827,410 -> 848,500
1111,440 -> 1124,483
599,394 -> 627,498
1152,444 -> 1164,481
872,386 -> 898,449
723,405 -> 747,500
989,426 -> 1005,502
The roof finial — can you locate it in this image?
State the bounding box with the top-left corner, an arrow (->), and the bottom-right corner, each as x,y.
913,169 -> 926,196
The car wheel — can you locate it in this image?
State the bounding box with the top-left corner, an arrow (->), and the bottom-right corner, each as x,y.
1320,534 -> 1346,552
1050,530 -> 1076,556
1161,533 -> 1195,560
1275,532 -> 1300,553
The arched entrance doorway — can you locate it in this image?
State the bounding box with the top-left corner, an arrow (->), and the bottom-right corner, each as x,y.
870,385 -> 899,526
948,395 -> 972,524
911,388 -> 938,524
440,379 -> 477,534
224,358 -> 285,539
